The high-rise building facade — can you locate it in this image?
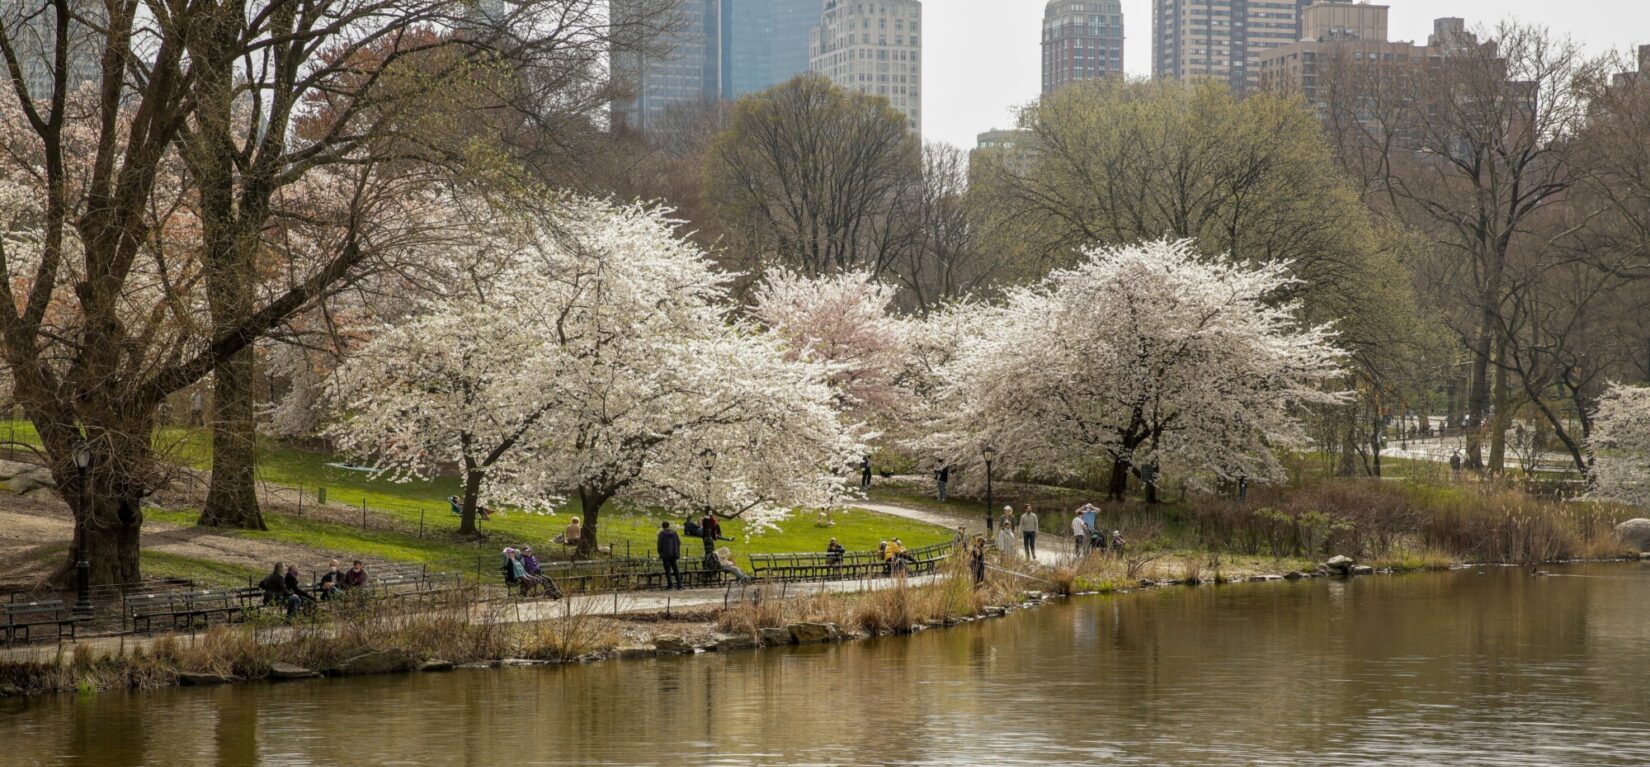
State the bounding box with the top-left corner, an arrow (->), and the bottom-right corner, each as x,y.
613,0 -> 822,133
1153,0 -> 1312,95
1042,0 -> 1125,95
1,1 -> 105,99
810,0 -> 924,134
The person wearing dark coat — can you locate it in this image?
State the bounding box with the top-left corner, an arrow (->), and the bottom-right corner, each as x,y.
283,565 -> 317,618
657,521 -> 684,590
258,562 -> 287,606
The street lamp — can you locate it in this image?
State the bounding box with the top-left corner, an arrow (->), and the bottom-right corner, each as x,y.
71,438 -> 93,617
982,444 -> 997,534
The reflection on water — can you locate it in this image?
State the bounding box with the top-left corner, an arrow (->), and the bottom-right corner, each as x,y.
6,562 -> 1650,766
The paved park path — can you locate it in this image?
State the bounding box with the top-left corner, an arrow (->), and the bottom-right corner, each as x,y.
851,499 -> 1074,566
0,570 -> 940,664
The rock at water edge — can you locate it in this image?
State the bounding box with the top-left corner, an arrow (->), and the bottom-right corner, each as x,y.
178,671 -> 240,686
1614,519 -> 1650,552
269,662 -> 319,680
653,634 -> 693,654
788,622 -> 839,644
327,649 -> 417,677
1325,555 -> 1355,574
758,627 -> 794,646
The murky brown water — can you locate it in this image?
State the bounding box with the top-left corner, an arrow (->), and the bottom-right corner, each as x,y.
5,562 -> 1650,766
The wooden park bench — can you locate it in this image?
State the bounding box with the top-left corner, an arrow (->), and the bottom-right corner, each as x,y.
2,600 -> 83,643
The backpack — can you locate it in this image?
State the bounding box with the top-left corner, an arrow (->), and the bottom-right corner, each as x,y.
683,518 -> 702,538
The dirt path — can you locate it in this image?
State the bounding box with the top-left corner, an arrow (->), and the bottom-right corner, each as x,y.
0,489 -> 359,594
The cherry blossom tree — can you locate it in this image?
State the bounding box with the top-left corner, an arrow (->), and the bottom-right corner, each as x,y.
1587,384 -> 1650,508
932,239 -> 1347,501
751,268 -> 908,422
328,199 -> 862,550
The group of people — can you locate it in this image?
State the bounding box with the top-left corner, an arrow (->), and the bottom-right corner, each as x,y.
663,517 -> 751,587
992,504 -> 1124,560
877,538 -> 919,572
259,559 -> 371,618
500,546 -> 563,598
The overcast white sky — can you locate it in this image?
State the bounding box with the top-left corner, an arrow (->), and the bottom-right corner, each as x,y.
923,0 -> 1650,149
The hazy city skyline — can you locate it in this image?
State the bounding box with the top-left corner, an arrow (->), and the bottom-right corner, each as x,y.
926,0 -> 1650,149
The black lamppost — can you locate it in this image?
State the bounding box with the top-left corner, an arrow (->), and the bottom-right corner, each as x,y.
982,444 -> 997,534
71,438 -> 93,616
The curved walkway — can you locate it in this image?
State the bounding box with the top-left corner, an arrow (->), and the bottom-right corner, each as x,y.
851,500 -> 1072,566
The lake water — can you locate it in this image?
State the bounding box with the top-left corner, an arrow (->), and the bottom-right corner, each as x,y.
5,562 -> 1650,766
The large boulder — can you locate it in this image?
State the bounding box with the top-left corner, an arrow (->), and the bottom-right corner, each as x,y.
327,649 -> 417,677
4,468 -> 56,496
758,627 -> 794,646
268,662 -> 319,680
178,671 -> 240,686
1615,519 -> 1650,552
713,634 -> 758,652
1325,555 -> 1355,574
787,622 -> 841,644
653,634 -> 693,654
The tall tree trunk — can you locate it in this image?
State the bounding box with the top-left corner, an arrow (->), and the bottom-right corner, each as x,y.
1487,348 -> 1509,475
1465,327 -> 1493,470
1105,457 -> 1129,501
577,486 -> 611,557
199,347 -> 265,529
457,462 -> 483,537
188,0 -> 265,531
45,412 -> 153,586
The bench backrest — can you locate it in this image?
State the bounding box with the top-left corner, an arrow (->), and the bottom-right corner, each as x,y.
3,600 -> 66,621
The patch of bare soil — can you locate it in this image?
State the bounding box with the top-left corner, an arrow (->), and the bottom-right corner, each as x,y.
0,471 -> 369,596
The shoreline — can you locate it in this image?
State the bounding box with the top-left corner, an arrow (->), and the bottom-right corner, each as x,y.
3,554 -> 1641,702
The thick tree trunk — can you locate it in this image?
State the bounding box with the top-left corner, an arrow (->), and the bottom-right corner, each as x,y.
1105,458 -> 1129,501
45,414 -> 153,586
458,465 -> 484,537
199,347 -> 266,529
1487,354 -> 1509,475
577,486 -> 611,557
1465,327 -> 1493,470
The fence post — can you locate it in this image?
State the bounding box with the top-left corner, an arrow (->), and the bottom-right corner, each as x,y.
420,508 -> 425,538
361,499 -> 367,529
318,486 -> 326,505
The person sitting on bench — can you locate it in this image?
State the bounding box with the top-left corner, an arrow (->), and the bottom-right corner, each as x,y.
825,538 -> 846,566
711,547 -> 752,583
343,560 -> 369,589
283,565 -> 318,618
519,546 -> 562,598
318,559 -> 347,600
259,562 -> 288,607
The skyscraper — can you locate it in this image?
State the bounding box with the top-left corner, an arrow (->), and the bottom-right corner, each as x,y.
810,0 -> 924,134
1,1 -> 105,100
1153,0 -> 1312,95
613,0 -> 823,133
1042,0 -> 1125,95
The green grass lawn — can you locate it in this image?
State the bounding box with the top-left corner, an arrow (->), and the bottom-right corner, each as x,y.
0,421 -> 947,565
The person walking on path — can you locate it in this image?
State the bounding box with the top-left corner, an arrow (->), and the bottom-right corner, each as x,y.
995,507 -> 1017,557
1020,506 -> 1040,559
860,456 -> 873,490
657,521 -> 683,590
1071,509 -> 1089,558
934,463 -> 950,502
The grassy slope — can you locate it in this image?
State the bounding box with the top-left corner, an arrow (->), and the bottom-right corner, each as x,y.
1,422 -> 947,576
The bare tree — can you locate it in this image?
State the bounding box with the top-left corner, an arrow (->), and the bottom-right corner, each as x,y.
0,0 -> 674,582
706,74 -> 921,279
